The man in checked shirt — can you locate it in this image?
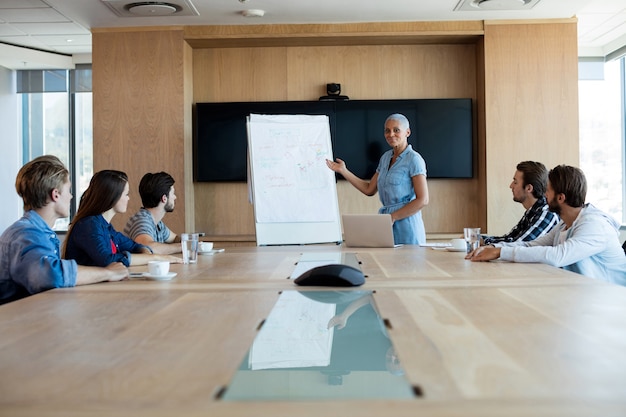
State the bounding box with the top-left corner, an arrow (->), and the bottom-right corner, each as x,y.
482,161 -> 559,245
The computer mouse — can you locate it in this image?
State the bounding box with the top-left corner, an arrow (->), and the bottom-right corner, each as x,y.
294,264 -> 365,287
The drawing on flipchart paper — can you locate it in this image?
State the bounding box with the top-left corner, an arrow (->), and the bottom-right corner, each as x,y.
248,114 -> 339,224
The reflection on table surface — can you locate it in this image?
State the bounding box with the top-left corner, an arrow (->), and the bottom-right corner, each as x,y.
222,290 -> 417,401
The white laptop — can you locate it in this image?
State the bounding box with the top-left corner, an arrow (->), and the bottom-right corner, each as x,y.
342,214 -> 399,248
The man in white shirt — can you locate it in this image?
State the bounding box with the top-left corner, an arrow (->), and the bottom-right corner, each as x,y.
467,165 -> 626,285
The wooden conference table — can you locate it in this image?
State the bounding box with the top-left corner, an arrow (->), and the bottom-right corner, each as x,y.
1,245 -> 625,416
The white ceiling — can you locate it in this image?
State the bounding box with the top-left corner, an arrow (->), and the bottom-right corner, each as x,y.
0,0 -> 625,69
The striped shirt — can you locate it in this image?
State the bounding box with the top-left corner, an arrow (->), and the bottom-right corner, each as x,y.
483,197 -> 559,245
124,208 -> 171,243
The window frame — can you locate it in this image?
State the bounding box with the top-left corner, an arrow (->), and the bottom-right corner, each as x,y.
17,66 -> 93,231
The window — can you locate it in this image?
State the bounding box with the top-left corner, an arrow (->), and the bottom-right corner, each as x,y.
18,65 -> 93,231
579,57 -> 625,225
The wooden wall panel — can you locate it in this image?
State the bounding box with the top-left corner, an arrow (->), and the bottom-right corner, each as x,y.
483,22 -> 579,236
193,48 -> 288,102
475,38 -> 488,232
92,29 -> 187,234
183,40 -> 194,233
285,44 -> 477,100
194,183 -> 255,238
184,21 -> 484,47
192,44 -> 482,238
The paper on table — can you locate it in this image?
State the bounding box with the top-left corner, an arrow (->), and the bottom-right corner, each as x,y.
248,291 -> 336,370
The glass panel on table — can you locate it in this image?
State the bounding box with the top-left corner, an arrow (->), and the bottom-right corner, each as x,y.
221,290 -> 418,401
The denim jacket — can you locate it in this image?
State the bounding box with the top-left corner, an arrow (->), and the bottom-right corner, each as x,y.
0,211 -> 77,304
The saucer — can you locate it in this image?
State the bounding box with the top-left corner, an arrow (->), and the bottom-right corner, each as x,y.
445,247 -> 467,252
199,248 -> 225,255
143,272 -> 177,281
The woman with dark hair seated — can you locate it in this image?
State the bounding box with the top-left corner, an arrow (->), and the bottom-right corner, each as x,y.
64,170 -> 181,267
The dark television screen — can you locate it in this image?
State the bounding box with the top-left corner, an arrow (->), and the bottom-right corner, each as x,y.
194,99 -> 473,181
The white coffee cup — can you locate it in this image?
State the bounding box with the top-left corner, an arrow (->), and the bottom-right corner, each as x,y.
450,238 -> 467,251
148,261 -> 170,276
199,241 -> 213,252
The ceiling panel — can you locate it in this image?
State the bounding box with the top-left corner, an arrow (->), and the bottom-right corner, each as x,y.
0,0 -> 624,69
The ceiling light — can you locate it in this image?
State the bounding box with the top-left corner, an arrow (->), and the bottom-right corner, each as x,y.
125,2 -> 182,16
101,0 -> 199,17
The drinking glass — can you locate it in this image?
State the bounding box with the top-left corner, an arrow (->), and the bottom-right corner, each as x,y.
181,233 -> 199,264
463,227 -> 481,253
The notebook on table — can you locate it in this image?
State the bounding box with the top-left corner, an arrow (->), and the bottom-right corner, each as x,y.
342,214 -> 400,248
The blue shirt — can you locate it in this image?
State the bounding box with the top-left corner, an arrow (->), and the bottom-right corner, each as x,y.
0,211 -> 77,304
376,144 -> 427,245
65,214 -> 147,267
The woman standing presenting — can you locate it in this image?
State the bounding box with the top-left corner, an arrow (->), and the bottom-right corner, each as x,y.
326,113 -> 429,245
64,170 -> 181,267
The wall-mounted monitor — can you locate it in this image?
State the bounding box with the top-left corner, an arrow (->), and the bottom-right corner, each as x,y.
194,99 -> 473,181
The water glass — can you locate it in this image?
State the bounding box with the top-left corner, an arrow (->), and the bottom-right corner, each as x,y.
463,227 -> 481,253
181,233 -> 199,264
